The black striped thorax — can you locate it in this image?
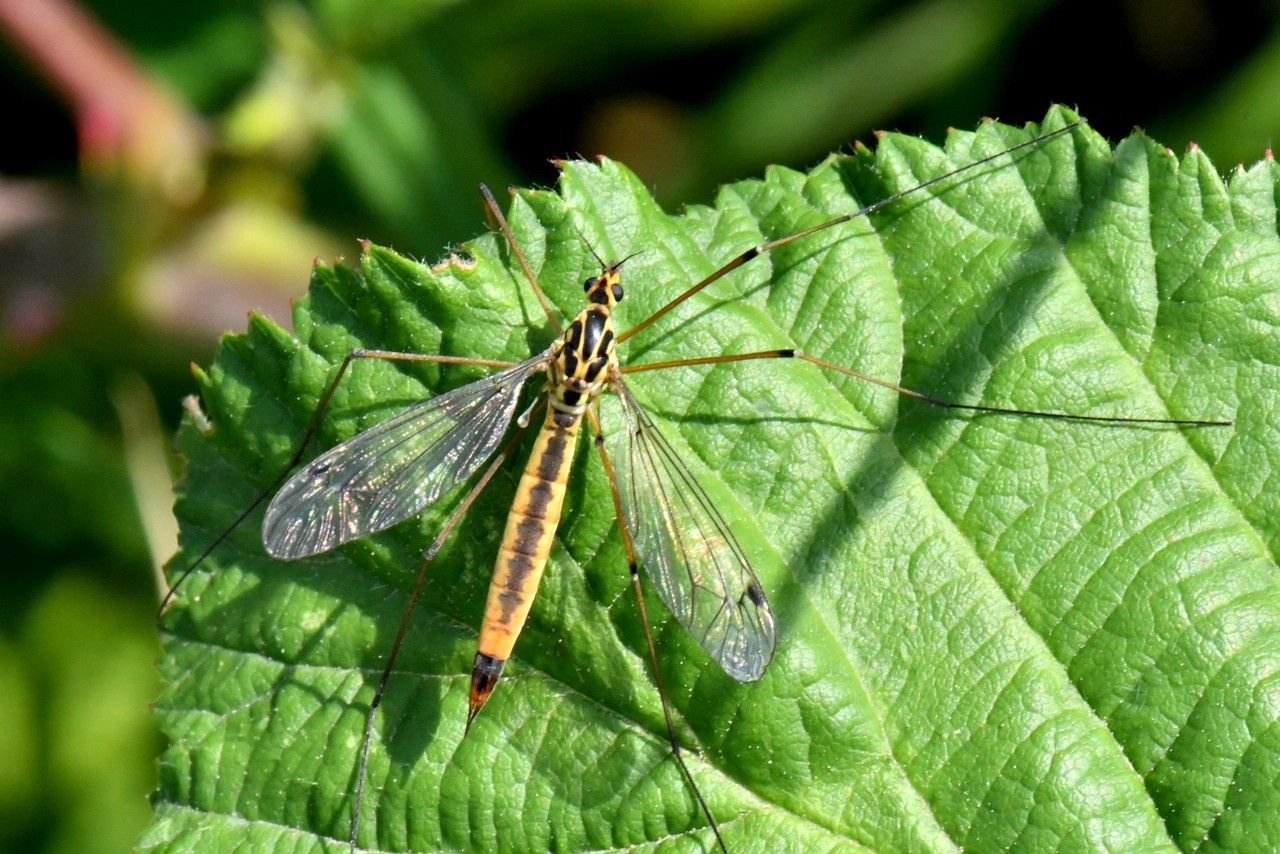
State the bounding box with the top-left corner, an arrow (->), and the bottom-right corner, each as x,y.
547,265 -> 625,423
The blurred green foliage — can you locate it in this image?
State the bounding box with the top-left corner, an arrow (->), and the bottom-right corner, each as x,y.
2,0 -> 1278,851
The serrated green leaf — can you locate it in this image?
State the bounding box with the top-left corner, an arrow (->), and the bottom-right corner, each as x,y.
148,108 -> 1280,853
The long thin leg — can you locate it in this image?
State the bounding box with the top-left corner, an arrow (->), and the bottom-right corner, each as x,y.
160,349 -> 519,610
623,349 -> 1233,427
347,412 -> 536,853
586,406 -> 730,854
618,122 -> 1082,345
481,184 -> 564,334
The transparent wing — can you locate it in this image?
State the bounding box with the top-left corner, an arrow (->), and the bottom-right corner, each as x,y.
608,381 -> 776,681
263,353 -> 551,559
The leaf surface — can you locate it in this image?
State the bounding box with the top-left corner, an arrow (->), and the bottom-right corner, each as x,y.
146,109 -> 1279,853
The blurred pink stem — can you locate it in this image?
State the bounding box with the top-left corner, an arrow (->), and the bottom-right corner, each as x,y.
0,0 -> 205,199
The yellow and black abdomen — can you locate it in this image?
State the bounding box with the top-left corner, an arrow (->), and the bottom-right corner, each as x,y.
467,274 -> 619,727
468,409 -> 580,725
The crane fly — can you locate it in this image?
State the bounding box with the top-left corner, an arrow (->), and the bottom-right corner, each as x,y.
163,117 -> 1231,853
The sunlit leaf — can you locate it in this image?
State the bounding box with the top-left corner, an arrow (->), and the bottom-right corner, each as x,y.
146,108 -> 1279,852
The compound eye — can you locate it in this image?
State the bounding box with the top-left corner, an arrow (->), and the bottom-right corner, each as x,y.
583,276 -> 598,292
611,283 -> 624,301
